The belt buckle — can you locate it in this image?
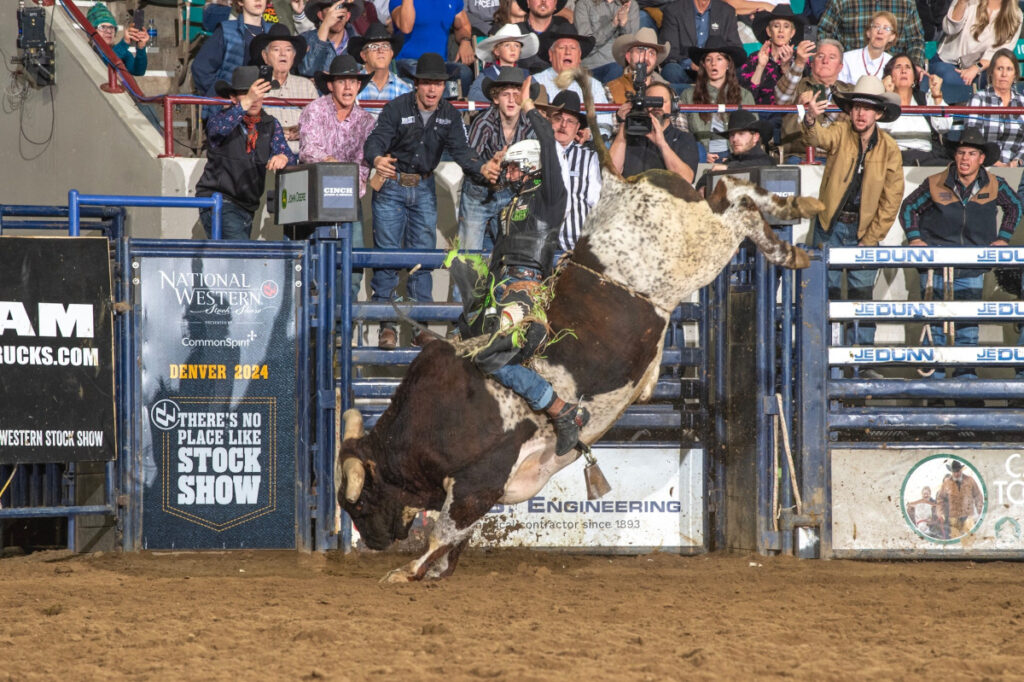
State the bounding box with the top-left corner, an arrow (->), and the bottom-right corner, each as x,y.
398,173 -> 420,187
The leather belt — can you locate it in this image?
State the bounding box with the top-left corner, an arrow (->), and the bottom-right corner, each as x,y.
396,171 -> 432,187
836,210 -> 859,224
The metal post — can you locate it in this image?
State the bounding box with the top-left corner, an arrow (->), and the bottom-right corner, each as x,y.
160,96 -> 176,158
340,223 -> 353,412
100,63 -> 125,94
67,190 -> 80,236
211,193 -> 223,240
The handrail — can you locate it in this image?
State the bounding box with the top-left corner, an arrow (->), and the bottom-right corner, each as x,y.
68,190 -> 224,239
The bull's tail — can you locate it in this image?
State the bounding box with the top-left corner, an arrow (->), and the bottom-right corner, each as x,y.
557,68 -> 622,181
711,176 -> 816,270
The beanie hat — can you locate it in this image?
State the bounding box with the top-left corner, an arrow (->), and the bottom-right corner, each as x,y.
87,3 -> 118,28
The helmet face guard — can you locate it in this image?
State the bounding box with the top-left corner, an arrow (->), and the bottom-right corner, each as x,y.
499,139 -> 542,189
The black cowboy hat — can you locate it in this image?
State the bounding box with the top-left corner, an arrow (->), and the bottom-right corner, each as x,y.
944,127 -> 1000,166
314,54 -> 373,92
833,75 -> 901,123
346,21 -> 404,63
687,41 -> 749,70
515,0 -> 568,14
946,459 -> 965,472
398,52 -> 459,81
751,5 -> 805,46
214,65 -> 264,98
722,108 -> 771,139
537,89 -> 586,126
249,24 -> 308,64
306,0 -> 364,25
538,24 -> 596,62
481,66 -> 526,101
480,66 -> 547,102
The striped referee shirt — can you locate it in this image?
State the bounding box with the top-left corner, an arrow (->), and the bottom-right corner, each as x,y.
557,141 -> 602,251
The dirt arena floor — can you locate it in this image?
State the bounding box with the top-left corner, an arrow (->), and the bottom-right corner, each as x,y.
3,548 -> 1023,680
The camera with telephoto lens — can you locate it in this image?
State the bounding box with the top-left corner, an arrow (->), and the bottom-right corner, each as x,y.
624,62 -> 664,136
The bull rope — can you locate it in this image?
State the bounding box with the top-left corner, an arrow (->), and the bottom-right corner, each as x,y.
772,393 -> 803,530
560,259 -> 676,317
0,464 -> 18,508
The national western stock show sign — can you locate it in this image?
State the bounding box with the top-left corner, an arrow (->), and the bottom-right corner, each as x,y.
832,448 -> 1024,553
137,255 -> 299,549
0,237 -> 115,463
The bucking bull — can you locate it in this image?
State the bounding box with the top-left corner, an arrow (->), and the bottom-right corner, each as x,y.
337,69 -> 822,582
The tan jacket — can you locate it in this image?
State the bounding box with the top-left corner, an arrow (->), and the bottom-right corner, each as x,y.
801,119 -> 904,246
779,77 -> 853,156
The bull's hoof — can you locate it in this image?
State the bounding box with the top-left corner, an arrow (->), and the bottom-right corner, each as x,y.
381,567 -> 416,584
795,196 -> 825,217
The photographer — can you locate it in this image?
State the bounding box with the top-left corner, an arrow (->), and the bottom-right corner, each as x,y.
250,25 -> 314,154
609,80 -> 698,181
606,27 -> 672,105
195,66 -> 298,240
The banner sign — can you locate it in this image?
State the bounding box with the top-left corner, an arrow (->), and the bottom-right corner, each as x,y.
137,255 -> 299,549
830,301 -> 1024,320
0,237 -> 115,464
469,447 -> 705,551
832,447 -> 1024,553
830,346 -> 1024,365
828,246 -> 1024,267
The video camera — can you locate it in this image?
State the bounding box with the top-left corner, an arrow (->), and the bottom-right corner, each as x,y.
624,62 -> 663,137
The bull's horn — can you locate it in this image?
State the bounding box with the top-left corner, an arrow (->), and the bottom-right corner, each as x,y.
342,457 -> 365,503
342,408 -> 364,440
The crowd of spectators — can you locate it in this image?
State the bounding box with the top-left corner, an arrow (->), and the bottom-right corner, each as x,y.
84,0 -> 1024,369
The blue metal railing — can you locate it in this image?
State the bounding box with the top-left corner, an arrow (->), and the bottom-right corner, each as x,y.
67,190 -> 223,239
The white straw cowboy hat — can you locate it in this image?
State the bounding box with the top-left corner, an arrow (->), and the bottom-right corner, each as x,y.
612,27 -> 670,68
475,23 -> 540,63
833,75 -> 902,123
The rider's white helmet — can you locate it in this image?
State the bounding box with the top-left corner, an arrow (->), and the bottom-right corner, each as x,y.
503,139 -> 542,174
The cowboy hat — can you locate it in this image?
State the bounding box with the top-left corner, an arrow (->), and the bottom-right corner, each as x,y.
249,24 -> 308,64
481,67 -> 547,103
347,21 -> 404,62
214,65 -> 264,98
832,75 -> 901,123
944,127 -> 1000,167
398,52 -> 459,81
515,0 -> 567,14
475,23 -> 540,63
538,24 -> 596,62
722,108 -> 771,139
314,54 -> 373,92
306,0 -> 364,25
537,89 -> 586,126
751,5 -> 805,46
687,41 -> 749,70
611,27 -> 670,68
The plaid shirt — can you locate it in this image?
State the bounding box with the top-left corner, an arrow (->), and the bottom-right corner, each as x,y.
357,71 -> 413,116
818,0 -> 925,68
966,89 -> 1024,165
467,107 -> 534,162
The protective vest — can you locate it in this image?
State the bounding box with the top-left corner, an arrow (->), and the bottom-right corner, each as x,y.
496,181 -> 559,277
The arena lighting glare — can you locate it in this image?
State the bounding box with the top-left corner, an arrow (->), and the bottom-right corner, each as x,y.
14,5 -> 56,87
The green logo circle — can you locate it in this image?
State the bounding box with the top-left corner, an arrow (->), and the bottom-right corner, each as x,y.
901,454 -> 987,544
281,191 -> 287,210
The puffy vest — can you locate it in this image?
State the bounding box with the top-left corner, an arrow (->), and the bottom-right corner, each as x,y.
195,113 -> 275,213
